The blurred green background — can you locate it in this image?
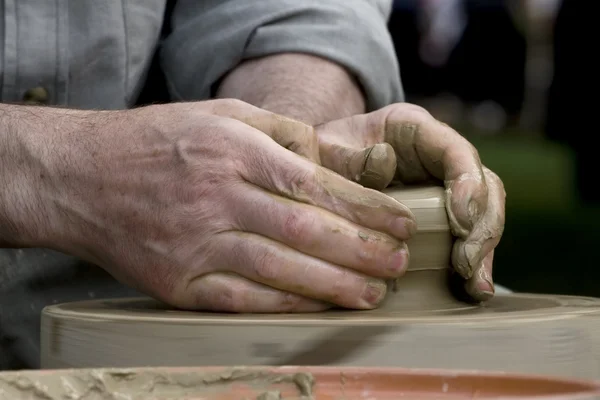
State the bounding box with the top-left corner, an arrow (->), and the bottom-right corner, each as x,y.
469,133 -> 596,296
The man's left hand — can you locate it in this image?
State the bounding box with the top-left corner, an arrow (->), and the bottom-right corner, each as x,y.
316,103 -> 506,301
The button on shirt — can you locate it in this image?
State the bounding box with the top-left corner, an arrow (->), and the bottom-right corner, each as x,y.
0,0 -> 403,110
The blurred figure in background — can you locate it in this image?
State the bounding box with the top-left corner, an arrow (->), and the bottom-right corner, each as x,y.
388,0 -> 526,133
546,0 -> 598,205
389,0 -> 599,206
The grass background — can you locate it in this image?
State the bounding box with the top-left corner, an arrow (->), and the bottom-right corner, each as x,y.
465,133 -> 598,296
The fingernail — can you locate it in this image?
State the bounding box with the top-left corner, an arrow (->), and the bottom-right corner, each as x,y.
466,265 -> 494,301
475,290 -> 495,301
471,279 -> 494,299
359,143 -> 396,191
484,277 -> 495,292
465,279 -> 494,301
470,282 -> 494,301
388,248 -> 409,275
481,269 -> 495,295
361,280 -> 387,307
389,217 -> 417,239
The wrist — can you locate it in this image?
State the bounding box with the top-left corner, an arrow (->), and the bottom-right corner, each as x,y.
216,53 -> 366,125
0,105 -> 74,248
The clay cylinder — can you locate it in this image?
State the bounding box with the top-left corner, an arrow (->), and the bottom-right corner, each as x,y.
40,185 -> 600,380
378,185 -> 460,311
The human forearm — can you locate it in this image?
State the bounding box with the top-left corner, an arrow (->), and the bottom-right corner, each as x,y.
164,1 -> 402,114
0,105 -> 53,247
0,105 -> 103,251
216,53 -> 366,126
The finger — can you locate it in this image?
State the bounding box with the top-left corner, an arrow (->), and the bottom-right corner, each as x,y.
451,235 -> 498,281
377,105 -> 489,233
316,116 -> 397,190
451,168 -> 505,279
319,141 -> 397,191
186,272 -> 331,313
445,174 -> 488,239
236,184 -> 409,278
464,250 -> 495,302
382,105 -> 483,182
218,231 -> 388,309
205,98 -> 320,164
238,130 -> 417,241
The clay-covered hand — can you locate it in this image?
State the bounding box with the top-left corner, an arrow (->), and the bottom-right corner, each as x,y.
16,100 -> 418,312
315,104 -> 506,301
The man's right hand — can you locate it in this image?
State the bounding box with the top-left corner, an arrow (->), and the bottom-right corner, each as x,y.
0,100 -> 416,312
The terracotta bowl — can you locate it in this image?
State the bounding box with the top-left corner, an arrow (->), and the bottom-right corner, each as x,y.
2,366 -> 600,399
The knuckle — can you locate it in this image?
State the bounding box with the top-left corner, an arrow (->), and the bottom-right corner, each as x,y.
463,139 -> 480,157
283,116 -> 312,132
485,167 -> 506,191
404,103 -> 431,116
454,136 -> 482,164
470,143 -> 481,158
278,166 -> 318,200
229,232 -> 249,261
278,119 -> 317,155
150,265 -> 179,302
357,241 -> 398,273
280,208 -> 315,246
253,249 -> 280,281
215,285 -> 248,312
279,292 -> 304,311
325,277 -> 346,305
286,136 -> 314,155
466,143 -> 484,169
151,270 -> 189,308
299,123 -> 316,142
401,105 -> 434,127
215,97 -> 247,110
386,102 -> 431,118
357,243 -> 379,266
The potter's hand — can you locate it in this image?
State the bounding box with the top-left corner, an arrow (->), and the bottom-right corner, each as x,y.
316,104 -> 506,301
0,100 -> 416,312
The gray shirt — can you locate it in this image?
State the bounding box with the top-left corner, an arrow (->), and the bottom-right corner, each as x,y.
0,0 -> 403,109
0,0 -> 403,370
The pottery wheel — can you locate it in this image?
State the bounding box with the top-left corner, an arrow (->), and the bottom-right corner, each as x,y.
40,186 -> 600,380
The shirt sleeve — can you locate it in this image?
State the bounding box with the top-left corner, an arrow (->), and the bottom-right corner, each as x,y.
160,0 -> 405,111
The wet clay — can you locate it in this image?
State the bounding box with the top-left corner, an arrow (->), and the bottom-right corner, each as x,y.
357,143 -> 397,190
40,185 -> 600,380
380,185 -> 457,310
2,366 -> 600,399
0,367 -> 315,400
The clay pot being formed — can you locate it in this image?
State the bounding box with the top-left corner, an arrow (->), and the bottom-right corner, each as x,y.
2,366 -> 600,399
40,185 -> 600,380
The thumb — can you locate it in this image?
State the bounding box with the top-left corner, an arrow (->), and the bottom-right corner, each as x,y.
319,141 -> 397,190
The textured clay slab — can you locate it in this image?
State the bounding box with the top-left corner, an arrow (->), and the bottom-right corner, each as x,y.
39,185 -> 600,379
2,366 -> 600,399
